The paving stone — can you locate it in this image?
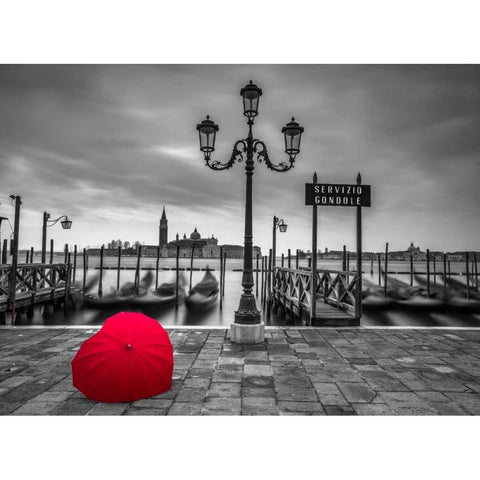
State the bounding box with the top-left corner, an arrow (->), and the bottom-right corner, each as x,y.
206,382 -> 241,398
87,403 -> 129,415
51,399 -> 95,415
242,387 -> 275,397
0,401 -> 26,415
167,403 -> 203,415
416,391 -> 451,403
203,397 -> 241,413
243,376 -> 274,388
13,401 -> 64,415
125,407 -> 170,415
0,375 -> 35,389
278,401 -> 325,414
351,403 -> 395,415
244,365 -> 273,377
175,387 -> 207,403
324,405 -> 357,415
275,387 -> 318,402
338,383 -> 377,403
212,370 -> 243,383
131,398 -> 173,409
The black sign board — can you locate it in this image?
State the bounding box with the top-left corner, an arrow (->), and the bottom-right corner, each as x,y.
305,183 -> 371,207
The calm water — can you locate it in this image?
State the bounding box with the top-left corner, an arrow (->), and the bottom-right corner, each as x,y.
9,255 -> 480,328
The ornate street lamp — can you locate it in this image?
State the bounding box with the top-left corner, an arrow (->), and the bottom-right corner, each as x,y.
196,81 -> 304,343
41,212 -> 72,264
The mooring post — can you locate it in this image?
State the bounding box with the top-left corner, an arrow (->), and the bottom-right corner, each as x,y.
448,259 -> 451,280
260,255 -> 265,304
50,239 -> 54,264
219,247 -> 223,310
30,247 -> 34,263
155,245 -> 160,290
255,253 -> 259,297
295,249 -> 299,270
134,245 -> 141,295
384,242 -> 389,298
370,255 -> 374,275
410,254 -> 414,286
8,196 -> 21,326
64,252 -> 71,314
310,172 -> 318,325
98,244 -> 104,298
474,253 -> 478,290
175,245 -> 180,310
288,249 -> 291,269
355,172 -> 363,321
222,251 -> 227,298
64,244 -> 68,264
443,253 -> 448,296
377,253 -> 381,286
426,249 -> 430,298
73,245 -> 77,284
117,245 -> 122,291
267,248 -> 272,318
82,248 -> 86,295
433,254 -> 437,285
25,250 -> 29,263
281,253 -> 284,268
189,242 -> 196,292
466,252 -> 470,301
1,239 -> 7,264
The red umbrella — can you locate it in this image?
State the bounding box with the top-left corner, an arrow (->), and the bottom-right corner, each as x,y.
71,312 -> 174,403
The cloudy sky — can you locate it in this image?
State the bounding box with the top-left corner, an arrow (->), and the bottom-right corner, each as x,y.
0,64 -> 479,255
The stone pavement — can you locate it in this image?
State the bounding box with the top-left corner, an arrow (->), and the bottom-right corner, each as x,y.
1,326 -> 480,415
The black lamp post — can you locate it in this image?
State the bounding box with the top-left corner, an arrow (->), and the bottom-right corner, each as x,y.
41,212 -> 72,264
196,81 -> 304,342
272,216 -> 288,271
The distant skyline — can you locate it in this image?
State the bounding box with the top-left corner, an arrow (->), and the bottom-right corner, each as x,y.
0,65 -> 479,255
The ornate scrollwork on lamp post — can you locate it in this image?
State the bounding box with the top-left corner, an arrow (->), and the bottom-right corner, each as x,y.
196,80 -> 304,343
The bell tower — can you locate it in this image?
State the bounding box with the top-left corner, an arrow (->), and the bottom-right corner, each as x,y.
159,206 -> 168,246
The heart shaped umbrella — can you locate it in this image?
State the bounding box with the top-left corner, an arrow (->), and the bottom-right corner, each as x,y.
71,312 -> 174,403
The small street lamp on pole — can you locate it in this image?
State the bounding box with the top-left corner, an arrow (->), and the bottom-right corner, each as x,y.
196,81 -> 304,343
271,216 -> 287,308
41,212 -> 72,264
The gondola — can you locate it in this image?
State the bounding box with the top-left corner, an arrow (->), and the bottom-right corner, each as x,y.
185,269 -> 219,310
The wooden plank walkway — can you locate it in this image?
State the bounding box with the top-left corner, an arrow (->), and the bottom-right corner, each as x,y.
311,299 -> 358,326
0,287 -> 66,312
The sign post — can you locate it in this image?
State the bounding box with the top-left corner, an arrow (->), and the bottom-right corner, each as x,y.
310,172 -> 318,325
305,175 -> 371,323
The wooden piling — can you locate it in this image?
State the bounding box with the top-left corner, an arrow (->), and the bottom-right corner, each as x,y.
281,253 -> 284,267
426,249 -> 430,298
377,253 -> 381,286
155,245 -> 160,290
30,247 -> 34,263
433,255 -> 437,285
222,252 -> 226,298
466,252 -> 470,301
134,245 -> 141,295
448,259 -> 451,280
50,239 -> 54,264
267,249 -> 272,318
82,248 -> 86,295
443,253 -> 447,296
117,246 -> 122,291
295,249 -> 299,270
64,244 -> 68,264
370,255 -> 374,275
220,247 -> 223,310
355,172 -> 362,320
261,255 -> 265,304
384,243 -> 388,298
410,254 -> 414,286
73,245 -> 77,284
98,244 -> 104,298
1,239 -> 7,264
474,253 -> 478,290
25,250 -> 29,263
189,242 -> 195,292
256,253 -> 259,297
288,249 -> 291,269
64,253 -> 71,314
175,245 -> 180,310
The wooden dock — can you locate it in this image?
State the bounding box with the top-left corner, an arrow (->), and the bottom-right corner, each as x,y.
272,266 -> 360,326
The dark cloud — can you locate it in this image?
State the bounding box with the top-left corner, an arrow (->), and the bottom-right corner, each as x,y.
0,65 -> 479,253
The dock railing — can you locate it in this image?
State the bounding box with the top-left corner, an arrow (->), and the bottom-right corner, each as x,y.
273,266 -> 360,323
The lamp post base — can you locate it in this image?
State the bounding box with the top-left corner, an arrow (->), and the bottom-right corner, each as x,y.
229,321 -> 265,344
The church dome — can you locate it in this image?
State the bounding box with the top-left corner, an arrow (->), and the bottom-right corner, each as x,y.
190,227 -> 201,240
